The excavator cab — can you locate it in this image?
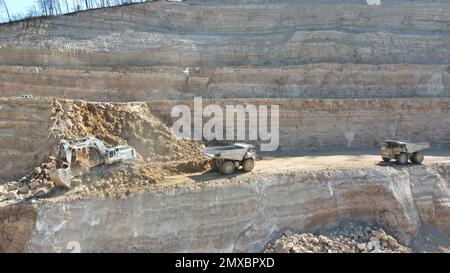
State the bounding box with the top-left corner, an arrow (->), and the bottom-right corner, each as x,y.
104,146 -> 136,165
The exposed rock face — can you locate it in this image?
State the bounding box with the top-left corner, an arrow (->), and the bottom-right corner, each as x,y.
0,0 -> 450,253
147,98 -> 450,151
0,98 -> 57,180
1,1 -> 449,67
5,163 -> 446,252
2,30 -> 450,67
0,1 -> 449,156
0,205 -> 37,252
0,1 -> 449,100
3,1 -> 450,37
1,64 -> 449,101
0,1 -> 449,154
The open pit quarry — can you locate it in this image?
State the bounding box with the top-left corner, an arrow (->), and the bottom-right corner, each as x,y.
1,0 -> 450,253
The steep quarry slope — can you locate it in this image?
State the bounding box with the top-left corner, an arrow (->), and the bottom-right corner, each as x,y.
147,98 -> 450,151
0,1 -> 449,101
1,1 -> 450,253
1,64 -> 450,100
0,99 -> 57,179
0,163 -> 448,253
0,1 -> 449,152
1,1 -> 450,67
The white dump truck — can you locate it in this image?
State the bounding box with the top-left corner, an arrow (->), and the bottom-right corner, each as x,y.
203,143 -> 256,175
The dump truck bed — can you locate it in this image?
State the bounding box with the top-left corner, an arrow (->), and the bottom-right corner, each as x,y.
203,143 -> 255,161
405,142 -> 430,153
384,140 -> 430,153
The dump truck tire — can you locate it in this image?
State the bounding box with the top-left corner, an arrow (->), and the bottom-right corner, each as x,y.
242,158 -> 255,172
210,159 -> 220,171
411,152 -> 424,164
220,160 -> 236,175
382,157 -> 391,162
396,153 -> 408,165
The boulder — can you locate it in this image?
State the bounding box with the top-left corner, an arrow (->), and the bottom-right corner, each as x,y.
0,185 -> 7,196
18,185 -> 30,194
6,191 -> 18,200
6,182 -> 18,191
357,243 -> 367,252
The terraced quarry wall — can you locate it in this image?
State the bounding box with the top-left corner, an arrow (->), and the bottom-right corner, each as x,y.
1,1 -> 450,253
1,0 -> 450,174
1,2 -> 449,155
5,163 -> 449,253
1,1 -> 450,67
146,98 -> 450,151
1,64 -> 450,100
0,99 -> 56,180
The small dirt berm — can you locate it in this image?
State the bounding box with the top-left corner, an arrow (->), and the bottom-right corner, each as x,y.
203,143 -> 256,175
380,140 -> 430,164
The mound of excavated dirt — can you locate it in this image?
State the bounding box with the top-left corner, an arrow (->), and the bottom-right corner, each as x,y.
266,224 -> 411,253
0,99 -> 209,203
61,158 -> 211,200
51,99 -> 203,161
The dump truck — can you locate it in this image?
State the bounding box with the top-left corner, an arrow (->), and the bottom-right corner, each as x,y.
203,143 -> 256,175
380,140 -> 430,164
50,137 -> 136,189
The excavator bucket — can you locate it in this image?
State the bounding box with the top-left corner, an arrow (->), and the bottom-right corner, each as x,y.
49,167 -> 71,189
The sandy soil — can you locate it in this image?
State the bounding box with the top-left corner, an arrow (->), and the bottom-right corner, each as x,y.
257,152 -> 450,171
2,149 -> 450,205
166,151 -> 450,182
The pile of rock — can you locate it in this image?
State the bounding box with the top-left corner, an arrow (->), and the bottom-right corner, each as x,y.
266,224 -> 411,253
0,99 -> 209,204
51,99 -> 204,162
0,159 -> 56,202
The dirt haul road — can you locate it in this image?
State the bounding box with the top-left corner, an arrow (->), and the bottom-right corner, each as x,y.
4,150 -> 449,206
166,152 -> 450,184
